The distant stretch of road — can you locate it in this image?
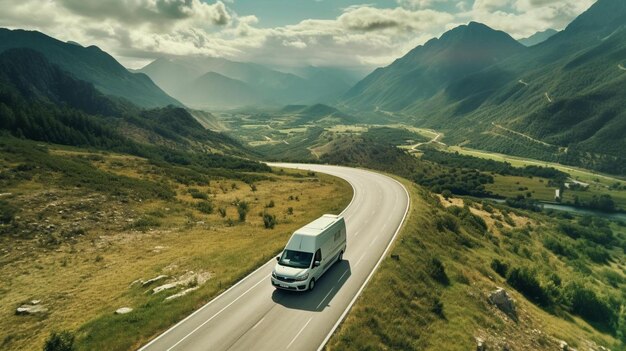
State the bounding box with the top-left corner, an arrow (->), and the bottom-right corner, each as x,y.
139,163 -> 410,351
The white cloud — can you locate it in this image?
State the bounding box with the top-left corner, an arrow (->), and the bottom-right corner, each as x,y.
0,0 -> 595,70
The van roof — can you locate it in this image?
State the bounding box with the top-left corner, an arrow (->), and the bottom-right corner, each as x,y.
294,214 -> 342,236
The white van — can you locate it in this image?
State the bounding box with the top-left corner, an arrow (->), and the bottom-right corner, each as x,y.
271,214 -> 347,291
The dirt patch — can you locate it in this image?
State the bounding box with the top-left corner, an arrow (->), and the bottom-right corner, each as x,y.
437,195 -> 534,233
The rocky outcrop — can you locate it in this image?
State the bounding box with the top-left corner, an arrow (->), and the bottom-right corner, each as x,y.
16,301 -> 47,315
115,307 -> 133,315
488,288 -> 517,321
475,337 -> 486,351
165,287 -> 199,301
142,275 -> 168,286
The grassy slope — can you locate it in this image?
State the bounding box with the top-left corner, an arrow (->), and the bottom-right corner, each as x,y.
327,178 -> 625,351
0,140 -> 352,351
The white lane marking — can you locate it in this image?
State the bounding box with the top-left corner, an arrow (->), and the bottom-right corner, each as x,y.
317,288 -> 335,309
368,236 -> 378,247
338,269 -> 349,282
287,317 -> 313,349
352,231 -> 360,237
354,252 -> 366,267
166,274 -> 271,351
251,317 -> 265,330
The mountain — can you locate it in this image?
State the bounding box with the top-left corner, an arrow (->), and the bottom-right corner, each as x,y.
0,48 -> 248,157
518,29 -> 558,47
177,71 -> 270,109
137,57 -> 358,109
342,22 -> 525,111
344,0 -> 626,175
0,28 -> 181,108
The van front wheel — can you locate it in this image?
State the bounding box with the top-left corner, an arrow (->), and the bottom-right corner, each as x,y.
308,278 -> 315,291
338,251 -> 343,262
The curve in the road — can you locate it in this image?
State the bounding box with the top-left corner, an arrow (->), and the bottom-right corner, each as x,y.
139,164 -> 410,351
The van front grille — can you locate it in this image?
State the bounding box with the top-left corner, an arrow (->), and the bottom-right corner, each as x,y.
275,275 -> 297,283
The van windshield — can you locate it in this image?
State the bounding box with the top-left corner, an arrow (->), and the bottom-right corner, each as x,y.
278,250 -> 313,269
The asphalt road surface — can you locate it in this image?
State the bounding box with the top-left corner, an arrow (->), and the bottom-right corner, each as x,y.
139,164 -> 410,351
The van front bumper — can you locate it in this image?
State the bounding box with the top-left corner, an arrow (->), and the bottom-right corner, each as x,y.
271,277 -> 308,291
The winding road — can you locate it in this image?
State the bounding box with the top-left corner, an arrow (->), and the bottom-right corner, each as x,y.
139,164 -> 410,351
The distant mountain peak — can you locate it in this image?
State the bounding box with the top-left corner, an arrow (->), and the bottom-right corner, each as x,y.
518,29 -> 558,47
566,0 -> 626,33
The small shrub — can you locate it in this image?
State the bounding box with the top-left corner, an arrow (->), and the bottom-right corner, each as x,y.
564,282 -> 617,328
427,258 -> 449,285
191,192 -> 208,200
435,213 -> 459,233
0,200 -> 17,224
582,244 -> 610,264
263,213 -> 277,229
266,200 -> 275,208
44,330 -> 75,351
506,266 -> 551,307
431,297 -> 445,318
218,207 -> 227,218
237,201 -> 249,222
490,259 -> 509,277
196,201 -> 214,214
130,216 -> 161,231
287,207 -> 294,215
250,184 -> 257,192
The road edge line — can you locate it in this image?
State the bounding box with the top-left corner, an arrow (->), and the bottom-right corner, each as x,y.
315,176 -> 411,351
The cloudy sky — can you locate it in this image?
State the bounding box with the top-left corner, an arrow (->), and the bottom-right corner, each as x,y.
0,0 -> 594,71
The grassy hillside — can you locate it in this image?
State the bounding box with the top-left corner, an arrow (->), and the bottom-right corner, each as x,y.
0,48 -> 250,160
0,137 -> 353,351
327,179 -> 626,351
342,0 -> 626,176
0,28 -> 180,108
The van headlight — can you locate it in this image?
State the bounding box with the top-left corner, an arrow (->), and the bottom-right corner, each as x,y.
272,271 -> 277,279
295,273 -> 309,281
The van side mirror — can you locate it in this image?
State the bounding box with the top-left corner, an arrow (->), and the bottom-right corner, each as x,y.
314,260 -> 321,267
276,256 -> 280,261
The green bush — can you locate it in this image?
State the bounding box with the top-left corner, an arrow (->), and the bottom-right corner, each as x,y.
506,266 -> 552,307
196,201 -> 214,214
44,330 -> 75,351
129,216 -> 161,231
580,243 -> 611,264
190,191 -> 209,200
543,237 -> 578,259
427,258 -> 449,285
263,213 -> 277,229
0,200 -> 17,224
564,282 -> 617,329
237,201 -> 250,222
490,259 -> 509,277
435,213 -> 459,234
218,207 -> 227,218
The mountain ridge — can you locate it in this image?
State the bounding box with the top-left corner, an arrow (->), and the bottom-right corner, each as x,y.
0,28 -> 181,108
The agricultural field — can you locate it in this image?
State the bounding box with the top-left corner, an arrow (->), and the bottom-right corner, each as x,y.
0,138 -> 352,351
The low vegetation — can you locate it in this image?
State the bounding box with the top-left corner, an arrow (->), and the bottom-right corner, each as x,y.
327,180 -> 626,351
0,137 -> 352,351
